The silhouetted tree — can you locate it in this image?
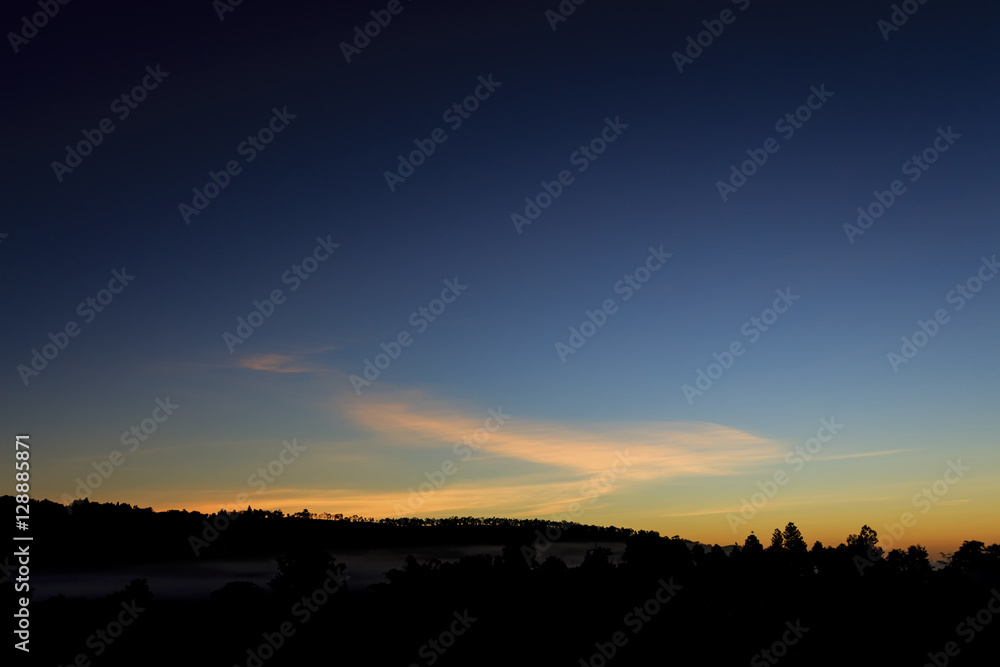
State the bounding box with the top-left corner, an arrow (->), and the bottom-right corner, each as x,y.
270,549 -> 343,599
782,522 -> 808,555
769,528 -> 784,552
538,555 -> 569,577
622,530 -> 666,573
886,545 -> 932,578
847,524 -> 883,560
501,542 -> 533,572
113,578 -> 153,607
743,532 -> 763,554
582,546 -> 614,572
949,540 -> 986,571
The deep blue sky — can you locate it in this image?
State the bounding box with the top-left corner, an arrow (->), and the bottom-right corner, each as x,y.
2,0 -> 998,551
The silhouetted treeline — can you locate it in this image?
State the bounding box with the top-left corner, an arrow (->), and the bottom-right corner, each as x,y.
0,496 -> 634,567
4,498 -> 999,666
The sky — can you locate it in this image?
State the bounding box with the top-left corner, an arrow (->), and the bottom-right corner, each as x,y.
2,0 -> 998,560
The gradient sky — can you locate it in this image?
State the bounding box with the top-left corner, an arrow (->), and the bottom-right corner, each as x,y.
2,0 -> 998,560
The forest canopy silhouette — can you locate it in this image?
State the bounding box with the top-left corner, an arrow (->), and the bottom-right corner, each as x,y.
3,496 -> 999,666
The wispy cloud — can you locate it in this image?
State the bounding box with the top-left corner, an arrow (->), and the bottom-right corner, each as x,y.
344,390 -> 787,481
313,389 -> 796,517
819,448 -> 913,461
238,347 -> 335,373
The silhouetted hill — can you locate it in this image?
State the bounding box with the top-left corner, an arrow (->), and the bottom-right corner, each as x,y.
4,497 -> 999,666
1,496 -> 638,567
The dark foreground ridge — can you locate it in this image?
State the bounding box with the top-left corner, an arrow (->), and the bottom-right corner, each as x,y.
3,496 -> 999,666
